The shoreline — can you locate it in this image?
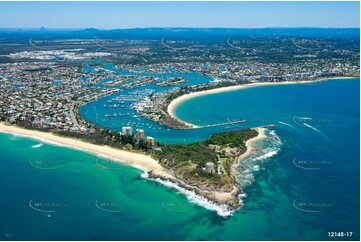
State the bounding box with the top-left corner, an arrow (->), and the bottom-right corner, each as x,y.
0,122 -> 173,180
0,122 -> 268,216
147,126 -> 268,214
167,77 -> 356,128
231,127 -> 267,178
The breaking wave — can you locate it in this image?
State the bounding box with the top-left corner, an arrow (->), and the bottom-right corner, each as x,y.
235,129 -> 282,189
31,143 -> 43,148
152,178 -> 235,217
253,149 -> 279,161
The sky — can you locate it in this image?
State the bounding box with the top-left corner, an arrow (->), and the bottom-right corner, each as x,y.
0,1 -> 359,29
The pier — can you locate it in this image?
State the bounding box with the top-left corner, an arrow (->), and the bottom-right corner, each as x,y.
198,119 -> 246,129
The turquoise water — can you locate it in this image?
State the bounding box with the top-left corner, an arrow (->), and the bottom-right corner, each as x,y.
0,78 -> 359,240
79,63 -> 241,144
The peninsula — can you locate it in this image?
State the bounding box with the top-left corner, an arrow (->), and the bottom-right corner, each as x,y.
0,122 -> 266,210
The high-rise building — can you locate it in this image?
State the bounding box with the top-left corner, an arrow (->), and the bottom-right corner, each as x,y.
146,136 -> 155,146
121,126 -> 133,136
136,129 -> 144,140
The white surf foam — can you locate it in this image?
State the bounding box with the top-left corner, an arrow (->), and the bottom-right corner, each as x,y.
253,149 -> 279,161
0,129 -> 20,140
252,165 -> 260,171
239,192 -> 247,198
269,130 -> 276,136
236,129 -> 282,188
153,178 -> 236,217
31,143 -> 43,148
140,172 -> 149,179
269,130 -> 282,145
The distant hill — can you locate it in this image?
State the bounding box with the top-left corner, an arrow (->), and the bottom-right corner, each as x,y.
0,27 -> 359,40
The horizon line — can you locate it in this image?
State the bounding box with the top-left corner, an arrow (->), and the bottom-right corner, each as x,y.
0,26 -> 360,30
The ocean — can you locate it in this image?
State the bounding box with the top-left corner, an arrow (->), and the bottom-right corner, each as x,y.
0,78 -> 359,240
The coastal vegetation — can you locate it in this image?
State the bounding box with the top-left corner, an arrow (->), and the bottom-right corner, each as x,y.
154,128 -> 258,189
9,119 -> 159,151
7,116 -> 257,191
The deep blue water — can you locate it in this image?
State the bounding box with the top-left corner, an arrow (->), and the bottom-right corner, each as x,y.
174,78 -> 360,240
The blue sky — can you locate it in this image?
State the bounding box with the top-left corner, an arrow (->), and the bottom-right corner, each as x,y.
0,1 -> 359,29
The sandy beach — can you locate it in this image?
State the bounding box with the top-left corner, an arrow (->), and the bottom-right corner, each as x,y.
241,127 -> 267,159
0,122 -> 173,179
231,127 -> 267,177
0,121 -> 268,211
167,77 -> 355,128
202,127 -> 267,204
149,126 -> 268,210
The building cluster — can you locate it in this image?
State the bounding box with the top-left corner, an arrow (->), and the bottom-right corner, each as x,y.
134,88 -> 180,123
0,37 -> 359,135
5,49 -> 113,61
122,76 -> 160,89
134,59 -> 359,127
0,61 -> 120,131
120,126 -> 155,146
117,58 -> 359,84
156,77 -> 186,87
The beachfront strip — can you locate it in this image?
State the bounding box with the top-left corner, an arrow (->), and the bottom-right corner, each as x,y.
0,121 -> 265,212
